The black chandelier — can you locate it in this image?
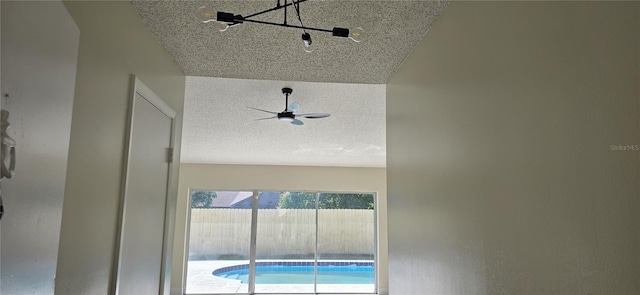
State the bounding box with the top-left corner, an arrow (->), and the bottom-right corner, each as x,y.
196,0 -> 364,52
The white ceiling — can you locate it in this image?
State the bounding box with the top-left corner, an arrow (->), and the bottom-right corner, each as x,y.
181,77 -> 386,167
136,1 -> 450,167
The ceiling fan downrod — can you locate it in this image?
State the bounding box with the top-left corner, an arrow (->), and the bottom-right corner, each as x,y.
282,87 -> 292,111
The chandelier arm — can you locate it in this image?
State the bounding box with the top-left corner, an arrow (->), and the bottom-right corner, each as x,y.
241,19 -> 333,33
291,0 -> 306,34
243,0 -> 309,20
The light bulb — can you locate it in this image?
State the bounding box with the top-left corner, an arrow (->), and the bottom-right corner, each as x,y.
303,41 -> 315,53
215,21 -> 230,32
302,32 -> 315,53
195,6 -> 216,23
348,27 -> 365,43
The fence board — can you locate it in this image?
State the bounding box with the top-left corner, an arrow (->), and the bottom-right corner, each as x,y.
188,209 -> 374,259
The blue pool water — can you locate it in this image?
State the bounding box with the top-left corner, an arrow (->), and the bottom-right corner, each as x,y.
213,262 -> 374,284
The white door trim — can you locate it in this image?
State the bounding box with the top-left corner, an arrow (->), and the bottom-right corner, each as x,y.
132,77 -> 177,119
113,75 -> 177,295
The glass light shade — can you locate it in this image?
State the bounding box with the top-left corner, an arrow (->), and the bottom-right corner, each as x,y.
216,21 -> 230,32
279,117 -> 294,122
195,6 -> 216,23
303,41 -> 316,53
302,33 -> 315,53
348,27 -> 365,43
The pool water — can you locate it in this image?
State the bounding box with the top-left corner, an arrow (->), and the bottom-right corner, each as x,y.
214,263 -> 374,284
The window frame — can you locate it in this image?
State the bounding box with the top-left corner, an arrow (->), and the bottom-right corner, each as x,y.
184,189 -> 378,295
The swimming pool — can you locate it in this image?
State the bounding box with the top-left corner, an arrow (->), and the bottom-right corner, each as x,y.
213,261 -> 374,284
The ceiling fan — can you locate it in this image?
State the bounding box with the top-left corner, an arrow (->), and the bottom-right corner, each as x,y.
249,87 -> 330,125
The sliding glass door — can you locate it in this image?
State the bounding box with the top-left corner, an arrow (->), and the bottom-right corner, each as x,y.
185,190 -> 376,294
186,190 -> 252,294
316,193 -> 375,293
255,191 -> 316,293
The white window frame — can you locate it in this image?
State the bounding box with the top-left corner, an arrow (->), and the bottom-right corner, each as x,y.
184,189 -> 378,295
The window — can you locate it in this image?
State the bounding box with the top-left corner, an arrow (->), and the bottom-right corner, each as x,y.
185,190 -> 376,294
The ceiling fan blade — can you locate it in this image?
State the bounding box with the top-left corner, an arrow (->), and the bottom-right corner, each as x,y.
296,113 -> 331,119
248,106 -> 278,115
287,102 -> 300,112
291,119 -> 304,125
255,116 -> 277,121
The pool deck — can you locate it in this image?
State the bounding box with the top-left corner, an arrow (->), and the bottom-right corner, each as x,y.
186,260 -> 375,294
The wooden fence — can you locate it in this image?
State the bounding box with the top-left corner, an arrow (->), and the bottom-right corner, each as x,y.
188,209 -> 374,259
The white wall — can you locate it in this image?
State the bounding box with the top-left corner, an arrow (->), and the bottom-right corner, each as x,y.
387,2 -> 639,294
55,2 -> 185,294
1,2 -> 3,289
173,164 -> 388,295
0,1 -> 78,294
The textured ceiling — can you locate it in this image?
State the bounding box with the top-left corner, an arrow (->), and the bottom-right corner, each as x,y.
131,0 -> 448,167
182,77 -> 386,167
130,0 -> 449,84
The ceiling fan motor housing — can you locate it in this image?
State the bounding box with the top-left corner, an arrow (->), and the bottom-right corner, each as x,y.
277,111 -> 295,122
